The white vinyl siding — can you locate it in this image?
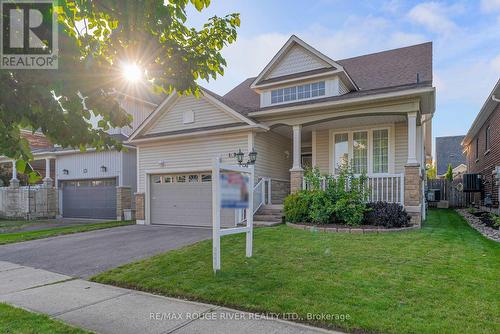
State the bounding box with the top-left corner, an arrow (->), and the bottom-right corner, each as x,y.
146,95 -> 240,135
266,44 -> 330,79
394,122 -> 408,173
137,133 -> 249,192
119,98 -> 156,137
338,79 -> 349,95
56,151 -> 121,181
254,131 -> 292,180
315,129 -> 330,174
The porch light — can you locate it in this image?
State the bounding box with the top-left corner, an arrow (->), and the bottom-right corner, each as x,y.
229,148 -> 258,167
101,165 -> 107,173
62,169 -> 69,175
248,148 -> 257,165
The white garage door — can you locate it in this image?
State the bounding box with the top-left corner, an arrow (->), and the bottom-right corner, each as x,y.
150,173 -> 235,227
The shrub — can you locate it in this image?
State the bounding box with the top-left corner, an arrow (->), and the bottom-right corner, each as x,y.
466,207 -> 476,214
284,190 -> 311,223
364,202 -> 412,228
334,197 -> 366,226
309,190 -> 335,224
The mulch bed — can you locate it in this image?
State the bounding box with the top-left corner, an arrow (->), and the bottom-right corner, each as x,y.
456,209 -> 500,242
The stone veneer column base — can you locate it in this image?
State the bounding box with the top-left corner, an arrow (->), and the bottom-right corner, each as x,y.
404,163 -> 422,225
116,187 -> 132,221
290,169 -> 304,194
135,192 -> 145,224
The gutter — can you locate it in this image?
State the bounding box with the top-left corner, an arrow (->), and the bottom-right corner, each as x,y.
492,95 -> 500,103
248,86 -> 435,117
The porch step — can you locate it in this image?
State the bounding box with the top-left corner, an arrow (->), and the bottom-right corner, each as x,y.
254,214 -> 282,222
254,204 -> 284,225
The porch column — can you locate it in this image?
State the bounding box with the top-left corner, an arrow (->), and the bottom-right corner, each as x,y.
407,112 -> 418,164
43,158 -> 53,187
10,160 -> 19,188
290,125 -> 303,193
404,112 -> 422,225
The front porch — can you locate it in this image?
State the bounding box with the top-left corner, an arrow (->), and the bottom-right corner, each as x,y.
267,110 -> 429,223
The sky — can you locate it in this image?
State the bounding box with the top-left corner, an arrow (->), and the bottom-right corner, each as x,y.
185,0 -> 500,142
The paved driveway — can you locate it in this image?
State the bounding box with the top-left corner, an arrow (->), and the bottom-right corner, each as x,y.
0,224 -> 211,278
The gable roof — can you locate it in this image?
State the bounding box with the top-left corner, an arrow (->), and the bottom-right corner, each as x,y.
463,78 -> 500,146
250,35 -> 357,90
435,135 -> 466,175
128,88 -> 261,142
225,42 -> 433,113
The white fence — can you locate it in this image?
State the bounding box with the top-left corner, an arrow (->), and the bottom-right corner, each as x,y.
303,173 -> 405,205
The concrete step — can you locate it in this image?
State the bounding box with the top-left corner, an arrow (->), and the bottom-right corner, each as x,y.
257,209 -> 283,215
254,214 -> 282,222
254,221 -> 284,227
261,204 -> 284,210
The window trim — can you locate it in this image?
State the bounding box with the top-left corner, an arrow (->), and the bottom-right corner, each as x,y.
270,80 -> 326,105
485,125 -> 491,155
329,125 -> 394,176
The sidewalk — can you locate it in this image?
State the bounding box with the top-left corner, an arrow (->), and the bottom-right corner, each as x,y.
0,261 -> 344,334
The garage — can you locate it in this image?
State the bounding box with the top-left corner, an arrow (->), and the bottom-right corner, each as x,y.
61,179 -> 117,219
150,173 -> 235,227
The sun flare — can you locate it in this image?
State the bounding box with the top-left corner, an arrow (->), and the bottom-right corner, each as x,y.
122,63 -> 143,82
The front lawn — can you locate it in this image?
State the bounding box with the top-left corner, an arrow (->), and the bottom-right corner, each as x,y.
0,303 -> 91,334
0,221 -> 133,245
92,210 -> 500,334
0,219 -> 53,233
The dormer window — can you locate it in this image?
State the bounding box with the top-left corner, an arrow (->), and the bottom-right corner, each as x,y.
271,81 -> 325,104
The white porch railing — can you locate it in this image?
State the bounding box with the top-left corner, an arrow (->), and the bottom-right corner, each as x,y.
235,177 -> 273,225
303,173 -> 405,205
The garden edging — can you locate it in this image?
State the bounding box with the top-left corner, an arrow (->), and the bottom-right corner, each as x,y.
286,222 -> 419,233
455,209 -> 500,242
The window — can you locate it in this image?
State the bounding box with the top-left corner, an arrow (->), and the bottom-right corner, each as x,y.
485,126 -> 491,152
188,174 -> 199,183
163,176 -> 173,183
373,129 -> 389,173
352,131 -> 368,173
271,81 -> 325,104
334,133 -> 349,173
152,175 -> 162,184
201,174 -> 212,182
311,81 -> 325,97
176,175 -> 186,183
283,86 -> 296,102
271,89 -> 284,104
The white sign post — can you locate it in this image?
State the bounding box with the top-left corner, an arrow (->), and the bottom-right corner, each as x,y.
212,158 -> 254,273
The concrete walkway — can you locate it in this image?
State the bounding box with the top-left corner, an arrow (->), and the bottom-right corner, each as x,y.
0,261 -> 344,334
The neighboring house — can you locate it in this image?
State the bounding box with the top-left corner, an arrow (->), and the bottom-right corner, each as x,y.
129,35 -> 435,226
0,91 -> 159,220
462,78 -> 500,210
435,135 -> 466,177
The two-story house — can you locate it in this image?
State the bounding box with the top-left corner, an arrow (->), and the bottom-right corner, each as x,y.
462,79 -> 500,210
129,36 -> 435,226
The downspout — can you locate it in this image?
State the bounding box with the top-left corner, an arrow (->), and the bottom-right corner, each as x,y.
492,95 -> 500,103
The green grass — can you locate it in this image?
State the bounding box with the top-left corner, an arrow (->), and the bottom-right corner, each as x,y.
0,220 -> 54,233
0,221 -> 133,245
91,210 -> 500,334
0,303 -> 91,334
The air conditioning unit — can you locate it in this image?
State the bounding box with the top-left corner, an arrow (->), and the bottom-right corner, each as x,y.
463,173 -> 481,192
494,166 -> 500,179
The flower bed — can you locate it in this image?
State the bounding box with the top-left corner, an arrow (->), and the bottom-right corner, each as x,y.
456,209 -> 500,242
286,222 -> 419,233
284,166 -> 414,229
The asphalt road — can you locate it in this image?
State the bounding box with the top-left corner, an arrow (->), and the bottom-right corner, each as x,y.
0,224 -> 211,278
